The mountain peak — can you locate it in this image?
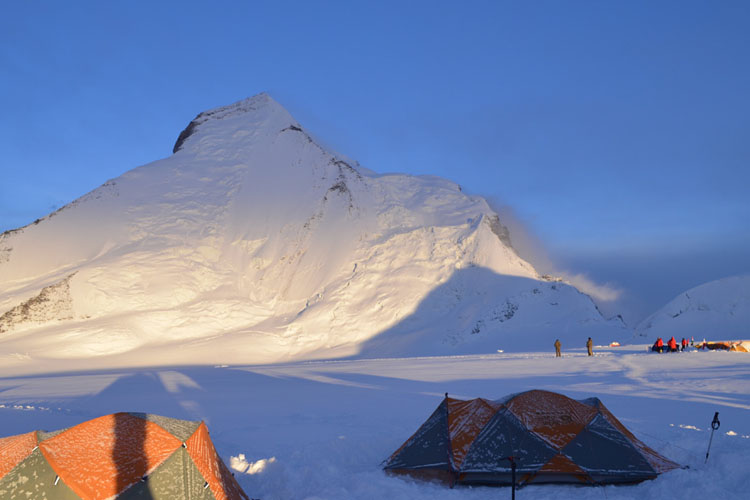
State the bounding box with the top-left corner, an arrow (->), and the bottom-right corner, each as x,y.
172,92 -> 295,153
0,94 -> 625,369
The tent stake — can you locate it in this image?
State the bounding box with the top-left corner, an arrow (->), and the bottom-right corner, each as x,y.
705,412 -> 720,463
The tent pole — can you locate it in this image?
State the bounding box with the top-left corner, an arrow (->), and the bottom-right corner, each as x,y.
705,412 -> 720,463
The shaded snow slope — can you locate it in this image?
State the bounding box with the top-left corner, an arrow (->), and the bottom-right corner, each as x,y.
0,94 -> 624,370
635,275 -> 750,341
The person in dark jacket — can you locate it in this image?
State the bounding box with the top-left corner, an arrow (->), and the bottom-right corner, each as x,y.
586,337 -> 593,356
554,339 -> 561,357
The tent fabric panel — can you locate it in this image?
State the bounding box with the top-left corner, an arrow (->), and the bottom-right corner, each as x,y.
585,473 -> 656,484
40,412 -> 182,500
518,471 -> 591,484
458,471 -> 516,485
562,413 -> 656,479
447,398 -> 500,469
505,390 -> 597,449
459,470 -> 590,486
528,453 -> 593,485
385,468 -> 456,485
0,430 -> 37,478
537,452 -> 590,476
129,413 -> 202,443
582,398 -> 679,473
492,392 -> 520,406
384,399 -> 453,471
631,440 -> 680,473
597,406 -> 681,473
186,422 -> 250,500
460,407 -> 558,474
0,447 -> 80,499
577,397 -> 602,409
705,341 -> 731,350
37,428 -> 69,442
118,447 -> 216,500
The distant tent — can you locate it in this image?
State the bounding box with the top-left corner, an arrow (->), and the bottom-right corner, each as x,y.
698,340 -> 750,351
0,412 -> 249,499
384,390 -> 680,486
729,341 -> 750,352
703,341 -> 732,350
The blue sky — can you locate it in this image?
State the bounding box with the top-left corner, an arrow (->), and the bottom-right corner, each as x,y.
2,1 -> 748,323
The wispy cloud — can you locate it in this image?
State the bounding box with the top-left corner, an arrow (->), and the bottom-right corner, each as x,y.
561,272 -> 622,302
485,197 -> 622,303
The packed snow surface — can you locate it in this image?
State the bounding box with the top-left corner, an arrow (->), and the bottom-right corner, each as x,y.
0,93 -> 626,371
1,345 -> 748,499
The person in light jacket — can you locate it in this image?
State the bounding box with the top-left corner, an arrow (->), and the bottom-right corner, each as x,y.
554,339 -> 562,357
586,337 -> 593,356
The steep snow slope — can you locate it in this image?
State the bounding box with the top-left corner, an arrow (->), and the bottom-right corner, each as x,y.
635,275 -> 750,341
0,94 -> 624,370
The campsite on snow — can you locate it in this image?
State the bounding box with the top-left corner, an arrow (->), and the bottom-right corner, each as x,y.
1,95 -> 749,499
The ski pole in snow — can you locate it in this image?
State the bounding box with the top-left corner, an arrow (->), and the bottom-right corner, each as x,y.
506,456 -> 517,500
704,412 -> 720,463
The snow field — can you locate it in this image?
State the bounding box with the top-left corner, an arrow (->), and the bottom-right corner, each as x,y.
1,346 -> 748,499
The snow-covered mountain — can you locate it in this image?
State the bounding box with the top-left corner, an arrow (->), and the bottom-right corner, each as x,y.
0,94 -> 625,371
635,275 -> 750,341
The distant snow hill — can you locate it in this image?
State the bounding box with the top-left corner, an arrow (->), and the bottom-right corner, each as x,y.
0,94 -> 626,371
635,275 -> 750,342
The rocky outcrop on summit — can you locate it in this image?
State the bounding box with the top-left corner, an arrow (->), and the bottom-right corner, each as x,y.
172,94 -> 286,153
0,94 -> 624,369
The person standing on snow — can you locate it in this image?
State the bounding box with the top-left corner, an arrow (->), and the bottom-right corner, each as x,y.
554,339 -> 562,357
586,337 -> 593,356
668,336 -> 678,352
681,337 -> 688,351
656,337 -> 664,353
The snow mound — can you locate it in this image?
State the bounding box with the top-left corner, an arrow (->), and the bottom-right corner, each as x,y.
635,275 -> 750,341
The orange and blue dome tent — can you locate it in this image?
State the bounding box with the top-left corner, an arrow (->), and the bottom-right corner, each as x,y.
384,390 -> 680,486
0,412 -> 249,499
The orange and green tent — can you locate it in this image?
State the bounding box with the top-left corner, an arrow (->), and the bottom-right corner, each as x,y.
0,412 -> 249,499
384,390 -> 680,486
